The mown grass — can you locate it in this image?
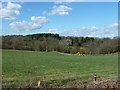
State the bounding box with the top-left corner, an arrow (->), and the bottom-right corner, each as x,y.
2,49 -> 118,88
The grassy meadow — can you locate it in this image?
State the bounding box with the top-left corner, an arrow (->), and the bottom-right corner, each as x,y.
2,49 -> 118,88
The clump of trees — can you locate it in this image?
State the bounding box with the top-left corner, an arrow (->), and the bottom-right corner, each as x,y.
1,33 -> 119,54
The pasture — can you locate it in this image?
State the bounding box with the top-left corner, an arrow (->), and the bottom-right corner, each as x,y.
2,49 -> 118,88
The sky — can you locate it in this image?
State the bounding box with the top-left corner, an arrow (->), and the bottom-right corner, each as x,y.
0,1 -> 118,38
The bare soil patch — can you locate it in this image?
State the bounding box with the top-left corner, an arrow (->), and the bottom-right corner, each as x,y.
63,80 -> 120,89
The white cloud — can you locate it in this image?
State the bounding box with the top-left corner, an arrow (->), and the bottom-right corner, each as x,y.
31,16 -> 48,24
54,0 -> 77,4
65,0 -> 78,2
0,2 -> 2,9
90,26 -> 98,30
0,2 -> 22,20
107,23 -> 118,28
54,1 -> 64,4
9,21 -> 42,31
54,0 -> 78,3
48,29 -> 58,32
9,16 -> 48,31
48,28 -> 66,34
45,5 -> 72,16
48,23 -> 118,38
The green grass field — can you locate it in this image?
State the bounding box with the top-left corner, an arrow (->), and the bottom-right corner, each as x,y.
2,49 -> 118,88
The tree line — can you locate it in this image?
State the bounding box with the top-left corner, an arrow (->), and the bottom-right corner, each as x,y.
1,33 -> 120,54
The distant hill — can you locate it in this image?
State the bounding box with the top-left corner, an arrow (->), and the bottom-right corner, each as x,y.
1,33 -> 119,54
26,33 -> 60,40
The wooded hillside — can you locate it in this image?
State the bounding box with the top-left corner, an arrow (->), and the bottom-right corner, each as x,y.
1,33 -> 120,54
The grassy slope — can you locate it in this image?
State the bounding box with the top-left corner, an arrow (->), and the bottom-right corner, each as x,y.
2,49 -> 118,88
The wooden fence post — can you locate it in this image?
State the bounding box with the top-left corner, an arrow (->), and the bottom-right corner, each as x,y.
94,74 -> 97,81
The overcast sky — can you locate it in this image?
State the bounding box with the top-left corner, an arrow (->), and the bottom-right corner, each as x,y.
1,1 -> 118,38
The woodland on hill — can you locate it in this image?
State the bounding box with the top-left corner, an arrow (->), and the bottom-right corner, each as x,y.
1,33 -> 120,54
